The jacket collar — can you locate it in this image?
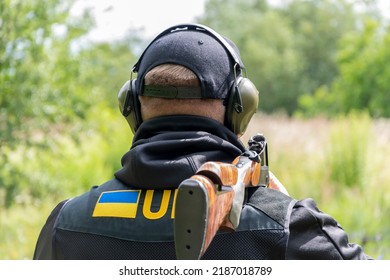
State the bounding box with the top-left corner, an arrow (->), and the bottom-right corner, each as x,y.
115,115 -> 246,189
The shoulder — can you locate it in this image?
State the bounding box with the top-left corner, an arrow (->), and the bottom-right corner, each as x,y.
287,197 -> 372,259
237,187 -> 296,231
246,187 -> 296,223
33,199 -> 70,259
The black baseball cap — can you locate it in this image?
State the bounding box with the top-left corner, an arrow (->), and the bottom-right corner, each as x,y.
132,24 -> 244,99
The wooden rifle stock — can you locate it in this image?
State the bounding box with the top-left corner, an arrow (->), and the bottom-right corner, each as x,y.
174,134 -> 269,259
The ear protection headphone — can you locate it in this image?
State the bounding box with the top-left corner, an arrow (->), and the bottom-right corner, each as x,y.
118,24 -> 259,135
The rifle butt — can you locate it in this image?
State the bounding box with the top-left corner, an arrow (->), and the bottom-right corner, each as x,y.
174,175 -> 234,259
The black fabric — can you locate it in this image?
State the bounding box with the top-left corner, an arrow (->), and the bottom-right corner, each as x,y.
115,115 -> 245,189
203,230 -> 285,260
55,228 -> 285,260
55,229 -> 177,260
247,187 -> 296,226
135,26 -> 242,99
286,198 -> 370,260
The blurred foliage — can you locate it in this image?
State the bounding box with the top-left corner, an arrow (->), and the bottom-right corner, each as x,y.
0,0 -> 389,259
298,19 -> 390,117
0,0 -> 93,148
0,0 -> 137,207
326,111 -> 371,188
199,0 -> 366,114
1,0 -> 93,207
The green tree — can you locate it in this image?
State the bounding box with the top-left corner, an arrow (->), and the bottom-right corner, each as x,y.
0,0 -> 141,207
0,0 -> 94,207
281,0 -> 358,98
298,19 -> 390,118
0,0 -> 93,148
200,0 -> 301,113
76,36 -> 140,110
199,0 -> 369,114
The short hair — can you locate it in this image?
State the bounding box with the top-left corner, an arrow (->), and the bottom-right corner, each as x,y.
140,64 -> 225,123
144,64 -> 199,87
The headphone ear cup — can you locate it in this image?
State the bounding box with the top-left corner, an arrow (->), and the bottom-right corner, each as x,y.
226,77 -> 259,135
118,80 -> 142,134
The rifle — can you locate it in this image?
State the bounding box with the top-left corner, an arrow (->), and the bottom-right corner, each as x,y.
174,134 -> 270,260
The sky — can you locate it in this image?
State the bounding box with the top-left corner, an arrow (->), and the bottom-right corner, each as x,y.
72,0 -> 390,43
72,0 -> 207,42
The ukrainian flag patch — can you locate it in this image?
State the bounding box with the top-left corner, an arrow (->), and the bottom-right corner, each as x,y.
92,190 -> 141,218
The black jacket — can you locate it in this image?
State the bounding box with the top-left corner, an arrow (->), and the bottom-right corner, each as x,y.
33,116 -> 372,260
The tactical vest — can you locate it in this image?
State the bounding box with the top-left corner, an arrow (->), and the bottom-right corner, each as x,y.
54,178 -> 295,259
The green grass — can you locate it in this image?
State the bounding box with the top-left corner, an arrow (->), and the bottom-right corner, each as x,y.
0,202 -> 55,259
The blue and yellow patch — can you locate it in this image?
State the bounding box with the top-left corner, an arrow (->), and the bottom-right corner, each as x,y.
92,190 -> 141,218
